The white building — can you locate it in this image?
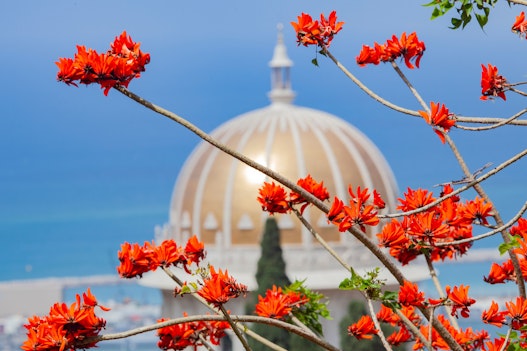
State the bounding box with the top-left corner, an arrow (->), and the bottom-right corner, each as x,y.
142,29 -> 427,351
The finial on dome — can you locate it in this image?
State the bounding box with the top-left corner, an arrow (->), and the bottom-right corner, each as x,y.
268,23 -> 296,104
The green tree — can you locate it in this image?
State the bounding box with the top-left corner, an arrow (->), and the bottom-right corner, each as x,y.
247,217 -> 291,351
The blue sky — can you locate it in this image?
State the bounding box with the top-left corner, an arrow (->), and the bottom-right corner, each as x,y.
1,1 -> 527,278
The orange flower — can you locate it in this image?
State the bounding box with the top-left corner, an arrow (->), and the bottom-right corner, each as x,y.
257,181 -> 290,214
485,338 -> 509,351
482,300 -> 507,327
407,211 -> 450,245
327,196 -> 345,224
197,266 -> 247,308
356,43 -> 384,66
82,288 -> 110,311
460,197 -> 493,225
446,285 -> 476,318
512,11 -> 527,36
149,240 -> 186,268
357,32 -> 425,69
55,31 -> 150,95
397,187 -> 436,211
510,218 -> 527,237
255,285 -> 297,319
419,102 -> 456,144
157,313 -> 230,350
484,261 -> 514,284
340,201 -> 379,233
383,32 -> 426,69
505,296 -> 527,330
386,328 -> 412,346
376,304 -> 399,325
22,290 -> 107,351
117,242 -> 154,278
290,174 -> 330,214
373,189 -> 386,209
480,63 -> 507,101
184,235 -> 206,267
398,280 -> 425,308
291,11 -> 344,48
376,219 -> 409,248
347,315 -> 378,340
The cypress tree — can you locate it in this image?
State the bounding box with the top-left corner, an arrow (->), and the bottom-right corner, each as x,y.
248,217 -> 291,351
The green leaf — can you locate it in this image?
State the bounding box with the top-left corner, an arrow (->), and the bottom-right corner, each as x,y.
476,13 -> 488,28
450,17 -> 463,29
499,236 -> 521,255
311,58 -> 319,67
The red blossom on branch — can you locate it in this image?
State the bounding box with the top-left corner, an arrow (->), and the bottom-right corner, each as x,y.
21,290 -> 108,351
480,63 -> 507,101
418,102 -> 456,144
482,301 -> 507,327
157,314 -> 230,350
327,186 -> 382,233
56,31 -> 150,95
356,32 -> 425,69
398,280 -> 425,308
446,285 -> 476,318
347,315 -> 378,340
117,236 -> 205,278
290,174 -> 330,214
257,181 -> 290,214
291,11 -> 344,48
197,266 -> 247,308
254,285 -> 304,320
512,11 -> 527,36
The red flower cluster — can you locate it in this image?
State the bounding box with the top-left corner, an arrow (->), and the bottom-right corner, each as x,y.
377,186 -> 493,265
512,11 -> 527,37
157,314 -> 230,350
291,11 -> 344,48
484,218 -> 527,284
254,285 -> 305,320
398,280 -> 426,308
21,289 -> 108,351
327,186 -> 385,233
446,285 -> 477,318
356,32 -> 425,69
257,175 -> 330,215
413,314 -> 488,351
196,266 -> 248,308
419,102 -> 456,144
56,31 -> 150,95
117,236 -> 205,278
482,297 -> 527,330
480,63 -> 507,101
347,315 -> 378,340
376,304 -> 419,346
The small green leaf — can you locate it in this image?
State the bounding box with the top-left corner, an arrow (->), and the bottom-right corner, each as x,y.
311,58 -> 319,67
499,236 -> 521,255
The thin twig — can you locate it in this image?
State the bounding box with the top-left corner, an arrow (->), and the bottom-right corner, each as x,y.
220,305 -> 252,351
115,86 -> 412,290
365,298 -> 393,351
161,267 -> 284,351
390,61 -> 429,111
392,308 -> 432,351
322,49 -> 419,116
91,315 -> 341,351
424,255 -> 459,329
381,148 -> 527,219
291,207 -> 352,272
455,108 -> 527,131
